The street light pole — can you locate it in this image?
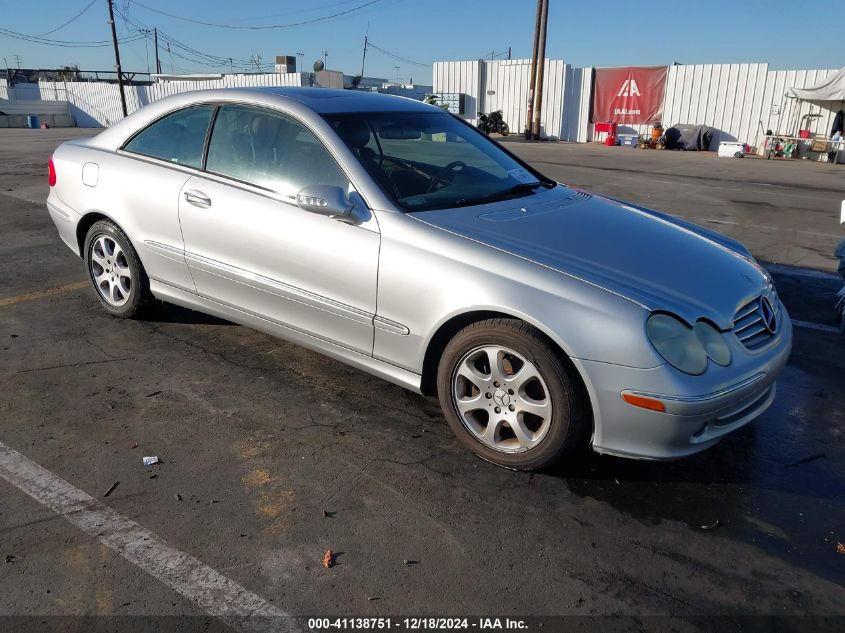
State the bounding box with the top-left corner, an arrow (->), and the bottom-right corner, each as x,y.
106,0 -> 128,117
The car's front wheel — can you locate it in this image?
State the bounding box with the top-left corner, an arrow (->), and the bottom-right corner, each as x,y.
84,219 -> 153,319
436,318 -> 590,470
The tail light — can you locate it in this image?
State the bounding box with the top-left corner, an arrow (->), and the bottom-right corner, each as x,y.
48,158 -> 57,187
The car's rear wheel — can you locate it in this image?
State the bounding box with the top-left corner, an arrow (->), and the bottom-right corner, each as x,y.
436,318 -> 590,470
84,220 -> 153,319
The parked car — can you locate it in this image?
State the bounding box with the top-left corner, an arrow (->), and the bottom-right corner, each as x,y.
46,88 -> 792,470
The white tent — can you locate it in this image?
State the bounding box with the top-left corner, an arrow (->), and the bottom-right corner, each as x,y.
778,67 -> 845,162
791,66 -> 845,102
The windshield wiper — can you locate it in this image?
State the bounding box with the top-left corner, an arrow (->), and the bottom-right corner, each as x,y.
454,181 -> 552,207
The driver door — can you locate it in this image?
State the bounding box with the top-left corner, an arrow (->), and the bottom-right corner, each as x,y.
178,104 -> 379,355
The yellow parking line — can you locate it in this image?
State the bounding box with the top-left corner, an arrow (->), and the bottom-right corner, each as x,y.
0,281 -> 89,307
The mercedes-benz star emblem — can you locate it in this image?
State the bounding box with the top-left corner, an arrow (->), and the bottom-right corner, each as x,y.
759,296 -> 777,334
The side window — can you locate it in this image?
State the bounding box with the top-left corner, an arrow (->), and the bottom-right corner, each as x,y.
205,105 -> 349,197
123,105 -> 213,168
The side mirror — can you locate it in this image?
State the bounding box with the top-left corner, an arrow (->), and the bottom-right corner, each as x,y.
296,185 -> 351,217
296,185 -> 369,225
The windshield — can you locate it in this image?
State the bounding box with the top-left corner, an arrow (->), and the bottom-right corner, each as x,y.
324,111 -> 555,212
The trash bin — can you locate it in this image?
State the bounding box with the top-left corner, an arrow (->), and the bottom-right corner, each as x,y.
26,115 -> 39,129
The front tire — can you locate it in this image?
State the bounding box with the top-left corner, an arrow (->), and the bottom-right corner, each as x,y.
499,122 -> 510,136
436,318 -> 590,470
84,220 -> 153,319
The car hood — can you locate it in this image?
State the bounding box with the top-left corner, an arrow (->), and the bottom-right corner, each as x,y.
413,185 -> 770,330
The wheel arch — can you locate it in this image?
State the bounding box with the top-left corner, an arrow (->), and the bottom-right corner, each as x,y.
75,211 -> 123,257
419,309 -> 593,412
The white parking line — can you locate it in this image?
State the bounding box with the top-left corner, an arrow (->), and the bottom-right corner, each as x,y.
764,263 -> 842,281
791,319 -> 842,334
0,440 -> 297,633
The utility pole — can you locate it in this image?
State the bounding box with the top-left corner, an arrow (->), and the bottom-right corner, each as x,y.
360,35 -> 368,77
106,0 -> 128,117
296,52 -> 304,73
138,29 -> 150,74
507,46 -> 511,60
323,49 -> 328,68
531,0 -> 549,140
524,0 -> 543,138
166,42 -> 173,73
153,28 -> 161,74
228,58 -> 233,74
13,54 -> 22,69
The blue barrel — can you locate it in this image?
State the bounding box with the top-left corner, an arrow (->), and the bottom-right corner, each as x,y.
26,115 -> 39,129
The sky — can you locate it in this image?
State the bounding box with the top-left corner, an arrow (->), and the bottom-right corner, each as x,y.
1,0 -> 843,84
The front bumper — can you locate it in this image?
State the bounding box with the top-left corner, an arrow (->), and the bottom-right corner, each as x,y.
576,309 -> 793,460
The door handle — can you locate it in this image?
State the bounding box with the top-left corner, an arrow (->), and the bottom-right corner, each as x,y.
184,189 -> 211,208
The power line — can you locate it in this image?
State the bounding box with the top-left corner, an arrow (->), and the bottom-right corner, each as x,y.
0,26 -> 144,48
131,0 -> 383,30
114,8 -> 253,69
366,41 -> 429,68
35,0 -> 99,37
229,0 -> 372,23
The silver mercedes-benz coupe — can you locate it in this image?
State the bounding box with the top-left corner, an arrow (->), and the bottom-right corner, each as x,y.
46,87 -> 792,470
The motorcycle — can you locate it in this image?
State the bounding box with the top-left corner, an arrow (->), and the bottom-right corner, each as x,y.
477,110 -> 510,136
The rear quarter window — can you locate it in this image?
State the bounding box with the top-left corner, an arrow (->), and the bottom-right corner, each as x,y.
123,105 -> 214,168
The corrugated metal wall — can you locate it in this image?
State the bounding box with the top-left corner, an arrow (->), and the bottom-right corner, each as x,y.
6,65 -> 842,141
36,73 -> 305,127
604,64 -> 841,148
433,60 -> 482,122
661,63 -> 769,147
0,99 -> 70,115
478,59 -> 566,138
766,68 -> 841,143
561,66 -> 592,142
436,59 -> 842,148
433,59 -> 569,138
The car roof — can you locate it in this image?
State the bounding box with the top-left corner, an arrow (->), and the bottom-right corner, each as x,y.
81,86 -> 441,151
244,87 -> 436,114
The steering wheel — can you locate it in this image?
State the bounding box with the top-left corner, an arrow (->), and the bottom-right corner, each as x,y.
427,160 -> 467,193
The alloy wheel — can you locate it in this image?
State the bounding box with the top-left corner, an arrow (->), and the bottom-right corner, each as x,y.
89,234 -> 132,307
451,345 -> 553,453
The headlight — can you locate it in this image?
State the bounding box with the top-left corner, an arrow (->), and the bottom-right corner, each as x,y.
693,321 -> 731,367
646,313 -> 708,375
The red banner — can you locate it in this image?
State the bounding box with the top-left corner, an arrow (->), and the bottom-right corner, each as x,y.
592,66 -> 668,124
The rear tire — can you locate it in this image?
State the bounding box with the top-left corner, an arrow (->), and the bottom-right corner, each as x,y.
436,318 -> 590,470
84,220 -> 154,319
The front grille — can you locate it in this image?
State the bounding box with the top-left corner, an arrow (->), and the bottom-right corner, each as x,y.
733,291 -> 780,350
